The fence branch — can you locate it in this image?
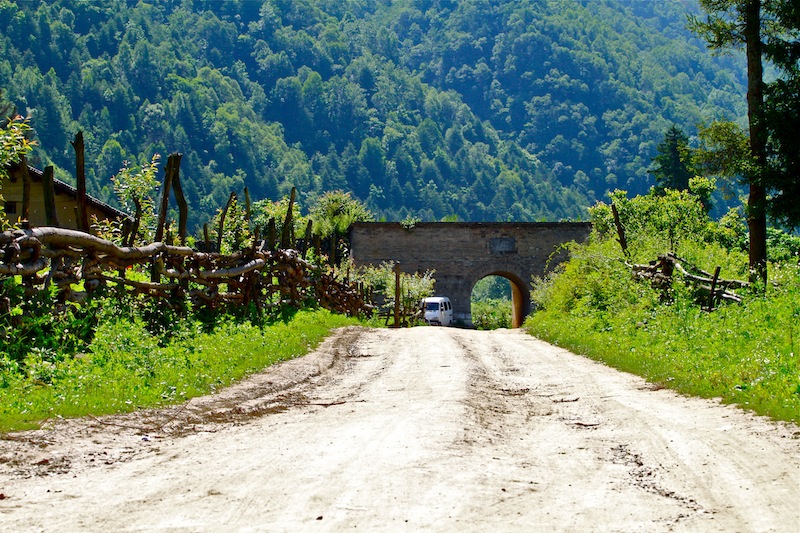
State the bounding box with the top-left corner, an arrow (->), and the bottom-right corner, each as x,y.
1,226 -> 372,318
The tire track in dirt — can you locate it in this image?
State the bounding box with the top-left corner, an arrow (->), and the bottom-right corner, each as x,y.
450,328 -> 799,531
0,327 -> 798,532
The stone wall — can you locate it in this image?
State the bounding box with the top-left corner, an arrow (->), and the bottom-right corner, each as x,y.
349,222 -> 591,327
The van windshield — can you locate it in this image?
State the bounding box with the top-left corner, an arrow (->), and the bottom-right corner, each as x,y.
425,302 -> 440,311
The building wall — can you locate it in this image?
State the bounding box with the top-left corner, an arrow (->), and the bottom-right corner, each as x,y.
349,222 -> 592,327
2,177 -> 118,229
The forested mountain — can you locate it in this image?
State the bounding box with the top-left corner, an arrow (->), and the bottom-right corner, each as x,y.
0,0 -> 746,232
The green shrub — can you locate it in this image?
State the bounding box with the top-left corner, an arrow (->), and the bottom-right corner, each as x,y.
527,191 -> 800,423
0,308 -> 359,432
471,298 -> 512,330
0,278 -> 103,364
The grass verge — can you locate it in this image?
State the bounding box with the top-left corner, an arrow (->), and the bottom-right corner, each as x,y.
526,189 -> 800,424
525,272 -> 800,423
0,308 -> 359,433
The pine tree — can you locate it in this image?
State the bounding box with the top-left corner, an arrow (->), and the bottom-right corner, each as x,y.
763,1 -> 800,230
650,125 -> 694,194
690,0 -> 769,285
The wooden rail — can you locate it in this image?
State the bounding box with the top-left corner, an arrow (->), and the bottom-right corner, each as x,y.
0,226 -> 373,318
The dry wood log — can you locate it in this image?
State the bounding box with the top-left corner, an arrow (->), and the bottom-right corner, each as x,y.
11,228 -> 194,258
630,252 -> 746,306
190,258 -> 267,280
0,257 -> 49,276
91,273 -> 180,293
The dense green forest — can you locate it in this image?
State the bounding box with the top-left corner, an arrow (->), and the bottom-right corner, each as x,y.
0,0 -> 746,232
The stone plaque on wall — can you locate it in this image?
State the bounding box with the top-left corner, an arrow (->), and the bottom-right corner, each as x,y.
489,237 -> 516,254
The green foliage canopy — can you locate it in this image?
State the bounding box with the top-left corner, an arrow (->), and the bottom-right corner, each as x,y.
0,0 -> 751,232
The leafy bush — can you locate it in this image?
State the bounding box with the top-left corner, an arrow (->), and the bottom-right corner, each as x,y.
111,154 -> 160,245
588,188 -> 749,276
251,194 -> 308,243
0,278 -> 103,364
767,227 -> 800,262
527,191 -> 800,423
347,259 -> 435,318
471,298 -> 512,330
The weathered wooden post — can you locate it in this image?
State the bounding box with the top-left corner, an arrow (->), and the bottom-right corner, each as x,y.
244,187 -> 252,222
155,155 -> 176,243
203,223 -> 211,251
121,218 -> 132,250
280,187 -> 296,249
393,262 -> 401,328
301,219 -> 312,258
126,198 -> 142,247
71,132 -> 89,232
42,165 -> 60,227
267,218 -> 277,251
152,154 -> 175,282
611,203 -> 628,257
217,191 -> 237,253
708,266 -> 721,311
168,153 -> 187,246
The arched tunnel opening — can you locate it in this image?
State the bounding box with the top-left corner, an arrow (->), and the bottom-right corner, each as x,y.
469,272 -> 530,329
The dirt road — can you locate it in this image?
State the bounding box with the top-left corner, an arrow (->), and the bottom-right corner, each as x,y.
1,327 -> 798,532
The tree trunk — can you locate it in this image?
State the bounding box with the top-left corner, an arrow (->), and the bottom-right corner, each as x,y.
744,0 -> 768,286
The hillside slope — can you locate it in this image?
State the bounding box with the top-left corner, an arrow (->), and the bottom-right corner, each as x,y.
0,0 -> 744,231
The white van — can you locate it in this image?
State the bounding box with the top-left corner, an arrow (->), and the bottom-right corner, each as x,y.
421,296 -> 454,326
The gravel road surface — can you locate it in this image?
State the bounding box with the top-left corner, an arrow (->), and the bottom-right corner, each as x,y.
1,326 -> 798,532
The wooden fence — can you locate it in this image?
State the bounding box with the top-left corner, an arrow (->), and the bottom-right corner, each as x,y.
1,135 -> 372,318
0,225 -> 373,317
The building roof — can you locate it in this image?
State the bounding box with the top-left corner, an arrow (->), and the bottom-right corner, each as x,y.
15,165 -> 132,221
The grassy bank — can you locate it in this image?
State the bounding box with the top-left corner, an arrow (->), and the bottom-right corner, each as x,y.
525,190 -> 800,424
0,309 -> 359,433
525,279 -> 800,423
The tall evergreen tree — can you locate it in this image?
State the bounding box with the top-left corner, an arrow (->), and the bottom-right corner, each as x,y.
764,75 -> 800,230
763,0 -> 800,230
692,0 -> 800,281
690,0 -> 769,285
650,125 -> 694,194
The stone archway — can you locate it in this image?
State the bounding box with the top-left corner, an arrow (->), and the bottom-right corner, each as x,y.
469,271 -> 530,329
349,222 -> 591,328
